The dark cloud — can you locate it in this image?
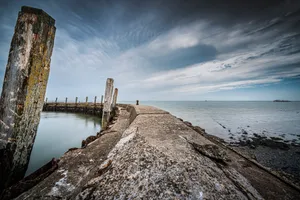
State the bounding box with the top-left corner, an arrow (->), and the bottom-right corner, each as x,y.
0,0 -> 300,100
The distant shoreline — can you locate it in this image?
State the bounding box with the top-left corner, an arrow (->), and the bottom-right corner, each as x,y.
273,100 -> 291,102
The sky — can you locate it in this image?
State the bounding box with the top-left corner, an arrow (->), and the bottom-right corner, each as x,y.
0,0 -> 300,101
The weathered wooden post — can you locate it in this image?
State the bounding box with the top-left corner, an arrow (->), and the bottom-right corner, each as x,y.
75,97 -> 78,112
0,6 -> 56,191
112,88 -> 118,108
45,98 -> 48,104
55,97 -> 58,111
136,100 -> 139,105
102,78 -> 114,129
85,96 -> 88,113
101,95 -> 104,105
65,97 -> 68,111
93,96 -> 97,114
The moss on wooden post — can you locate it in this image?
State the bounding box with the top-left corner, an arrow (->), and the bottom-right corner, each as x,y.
0,6 -> 56,191
102,78 -> 114,129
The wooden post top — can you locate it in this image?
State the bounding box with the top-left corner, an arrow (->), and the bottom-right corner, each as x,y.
21,6 -> 55,26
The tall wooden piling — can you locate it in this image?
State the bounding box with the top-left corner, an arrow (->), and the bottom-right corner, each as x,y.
94,96 -> 97,105
112,88 -> 118,108
75,97 -> 78,106
0,6 -> 56,191
45,98 -> 48,104
101,95 -> 104,105
102,78 -> 114,129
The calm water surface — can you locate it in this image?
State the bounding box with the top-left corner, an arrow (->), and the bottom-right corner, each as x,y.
27,102 -> 300,175
124,101 -> 300,144
26,112 -> 101,176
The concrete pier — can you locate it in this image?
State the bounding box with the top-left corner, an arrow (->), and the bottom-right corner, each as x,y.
8,105 -> 300,200
102,78 -> 114,129
0,6 -> 56,191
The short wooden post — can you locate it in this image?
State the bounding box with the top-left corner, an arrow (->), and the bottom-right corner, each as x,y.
85,96 -> 88,113
112,88 -> 118,108
136,100 -> 139,105
65,97 -> 68,104
102,78 -> 114,129
0,6 -> 56,190
55,97 -> 58,111
93,96 -> 97,114
75,97 -> 78,112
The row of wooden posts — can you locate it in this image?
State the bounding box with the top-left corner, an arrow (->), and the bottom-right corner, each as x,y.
45,95 -> 104,104
45,96 -> 139,106
43,78 -> 118,130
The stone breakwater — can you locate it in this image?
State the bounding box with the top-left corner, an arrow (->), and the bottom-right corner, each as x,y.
3,105 -> 300,199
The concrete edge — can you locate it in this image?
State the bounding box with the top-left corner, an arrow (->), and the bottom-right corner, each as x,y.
181,118 -> 300,192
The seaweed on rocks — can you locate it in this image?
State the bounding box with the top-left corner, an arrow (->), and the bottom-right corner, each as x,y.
237,134 -> 290,150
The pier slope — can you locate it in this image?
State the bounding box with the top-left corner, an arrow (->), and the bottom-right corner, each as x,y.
14,105 -> 300,199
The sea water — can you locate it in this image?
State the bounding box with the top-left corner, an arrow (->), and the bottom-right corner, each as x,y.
26,112 -> 101,176
133,101 -> 300,144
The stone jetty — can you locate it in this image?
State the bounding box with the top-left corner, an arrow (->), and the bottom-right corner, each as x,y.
1,104 -> 298,199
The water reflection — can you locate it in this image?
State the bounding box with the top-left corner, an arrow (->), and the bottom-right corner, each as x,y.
26,112 -> 101,176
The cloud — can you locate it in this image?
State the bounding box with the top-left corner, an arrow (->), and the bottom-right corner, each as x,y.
122,17 -> 300,95
0,0 -> 300,100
